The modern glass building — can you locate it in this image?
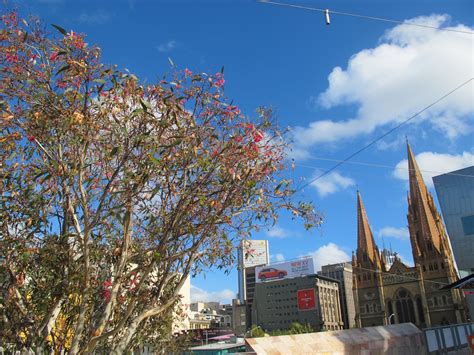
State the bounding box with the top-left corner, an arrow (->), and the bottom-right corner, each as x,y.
433,166 -> 474,318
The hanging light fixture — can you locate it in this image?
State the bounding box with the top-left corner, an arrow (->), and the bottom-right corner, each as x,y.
324,9 -> 331,25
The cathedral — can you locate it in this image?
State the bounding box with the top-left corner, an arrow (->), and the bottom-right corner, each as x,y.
352,143 -> 468,328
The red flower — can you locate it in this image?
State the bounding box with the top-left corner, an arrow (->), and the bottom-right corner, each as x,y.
211,148 -> 219,158
253,130 -> 264,143
184,68 -> 193,77
49,52 -> 59,61
27,135 -> 35,142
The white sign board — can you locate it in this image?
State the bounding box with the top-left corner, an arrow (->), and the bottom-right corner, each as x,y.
239,240 -> 269,268
255,257 -> 315,283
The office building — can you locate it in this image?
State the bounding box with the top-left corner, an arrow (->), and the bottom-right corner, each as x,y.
433,165 -> 474,317
253,273 -> 344,332
319,262 -> 356,328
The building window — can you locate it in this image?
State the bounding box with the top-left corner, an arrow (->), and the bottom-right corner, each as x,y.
416,296 -> 425,323
422,265 -> 426,272
461,215 -> 474,235
429,264 -> 433,271
434,263 -> 438,270
433,297 -> 438,306
442,295 -> 447,305
441,262 -> 445,269
366,304 -> 370,313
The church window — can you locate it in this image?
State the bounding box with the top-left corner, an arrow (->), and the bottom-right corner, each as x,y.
367,273 -> 371,280
363,254 -> 368,262
427,242 -> 433,251
395,289 -> 415,324
416,297 -> 425,323
366,304 -> 370,313
363,274 -> 367,281
373,303 -> 377,312
422,265 -> 426,272
434,263 -> 438,270
442,295 -> 447,305
441,262 -> 445,269
429,264 -> 433,271
433,297 -> 438,306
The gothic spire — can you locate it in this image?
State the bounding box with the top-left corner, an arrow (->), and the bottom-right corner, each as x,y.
407,142 -> 442,252
357,191 -> 381,268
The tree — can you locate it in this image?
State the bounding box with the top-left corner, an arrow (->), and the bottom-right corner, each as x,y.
0,11 -> 320,353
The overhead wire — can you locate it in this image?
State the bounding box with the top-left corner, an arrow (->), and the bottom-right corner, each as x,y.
258,0 -> 474,35
295,78 -> 474,191
295,157 -> 474,179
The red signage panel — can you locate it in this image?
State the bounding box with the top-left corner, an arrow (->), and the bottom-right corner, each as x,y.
297,288 -> 316,311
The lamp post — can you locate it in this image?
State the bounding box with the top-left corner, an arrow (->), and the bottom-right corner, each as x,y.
388,313 -> 395,324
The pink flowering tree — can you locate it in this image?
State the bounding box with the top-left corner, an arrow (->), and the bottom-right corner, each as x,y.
0,12 -> 320,353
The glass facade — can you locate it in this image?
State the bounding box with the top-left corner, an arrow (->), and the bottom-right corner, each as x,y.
433,166 -> 474,274
433,166 -> 474,317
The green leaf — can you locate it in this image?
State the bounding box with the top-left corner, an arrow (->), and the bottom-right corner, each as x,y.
51,24 -> 67,35
56,65 -> 70,75
23,31 -> 28,42
110,146 -> 119,156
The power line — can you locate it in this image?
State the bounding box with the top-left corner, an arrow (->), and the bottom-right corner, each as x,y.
352,265 -> 449,286
296,157 -> 474,179
258,0 -> 474,35
296,78 -> 474,191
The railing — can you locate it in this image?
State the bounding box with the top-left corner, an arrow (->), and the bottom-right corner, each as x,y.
423,322 -> 473,354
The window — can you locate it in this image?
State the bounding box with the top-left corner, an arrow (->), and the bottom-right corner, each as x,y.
441,262 -> 445,269
433,297 -> 438,306
461,215 -> 474,235
416,297 -> 425,323
366,304 -> 370,313
429,264 -> 433,271
422,265 -> 426,272
434,263 -> 438,270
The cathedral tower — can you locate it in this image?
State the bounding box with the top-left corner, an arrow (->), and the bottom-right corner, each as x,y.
353,192 -> 386,327
406,143 -> 466,325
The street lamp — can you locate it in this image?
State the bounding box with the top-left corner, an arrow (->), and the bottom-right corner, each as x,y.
388,313 -> 395,324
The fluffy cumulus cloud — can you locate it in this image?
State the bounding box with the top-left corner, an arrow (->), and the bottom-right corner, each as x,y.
393,151 -> 474,187
310,171 -> 355,197
157,40 -> 178,53
378,226 -> 409,240
274,253 -> 285,262
190,285 -> 235,304
293,15 -> 473,155
309,243 -> 350,271
266,226 -> 289,238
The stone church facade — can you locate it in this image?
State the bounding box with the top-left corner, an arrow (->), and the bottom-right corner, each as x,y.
352,143 -> 467,328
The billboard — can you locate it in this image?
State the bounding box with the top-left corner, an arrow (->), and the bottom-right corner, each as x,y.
255,257 -> 314,283
297,289 -> 317,311
239,240 -> 269,268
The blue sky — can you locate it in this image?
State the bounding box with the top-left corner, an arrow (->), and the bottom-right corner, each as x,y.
11,0 -> 473,303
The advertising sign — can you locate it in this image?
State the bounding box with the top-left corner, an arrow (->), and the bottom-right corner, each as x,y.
297,288 -> 317,311
255,257 -> 314,283
239,240 -> 269,268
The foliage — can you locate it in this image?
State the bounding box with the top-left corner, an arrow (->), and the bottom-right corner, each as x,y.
0,10 -> 321,354
268,322 -> 314,336
248,325 -> 266,338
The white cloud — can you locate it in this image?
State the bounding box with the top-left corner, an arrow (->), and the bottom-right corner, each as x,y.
393,151 -> 474,187
293,15 -> 473,156
309,243 -> 350,272
310,171 -> 355,197
266,226 -> 289,238
378,226 -> 409,240
275,253 -> 285,262
157,40 -> 178,53
190,285 -> 235,304
77,11 -> 112,24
